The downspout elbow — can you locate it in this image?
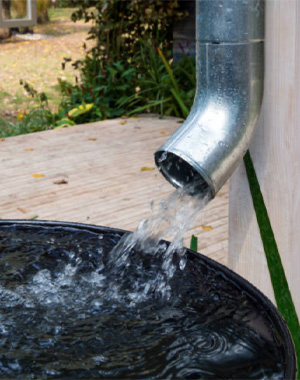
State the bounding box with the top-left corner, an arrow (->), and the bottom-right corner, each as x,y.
155,0 -> 265,198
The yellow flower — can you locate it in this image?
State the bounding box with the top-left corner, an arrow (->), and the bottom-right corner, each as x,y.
18,113 -> 23,121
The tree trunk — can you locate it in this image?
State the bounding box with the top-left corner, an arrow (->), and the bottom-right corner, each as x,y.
37,10 -> 49,24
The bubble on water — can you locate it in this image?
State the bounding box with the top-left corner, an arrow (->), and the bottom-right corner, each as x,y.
0,322 -> 7,335
179,256 -> 187,270
0,286 -> 24,308
33,268 -> 51,284
93,355 -> 109,365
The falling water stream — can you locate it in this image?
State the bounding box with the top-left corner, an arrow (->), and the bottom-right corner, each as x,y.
0,185 -> 286,379
105,185 -> 212,303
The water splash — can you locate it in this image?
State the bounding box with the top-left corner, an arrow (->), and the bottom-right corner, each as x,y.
105,185 -> 212,302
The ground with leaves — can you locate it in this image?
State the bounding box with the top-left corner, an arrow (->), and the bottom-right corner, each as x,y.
0,8 -> 91,122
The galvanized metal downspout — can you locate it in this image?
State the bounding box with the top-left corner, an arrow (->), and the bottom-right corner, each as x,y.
155,0 -> 265,197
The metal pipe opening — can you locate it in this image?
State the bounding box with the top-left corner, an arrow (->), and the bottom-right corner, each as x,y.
155,151 -> 212,196
155,0 -> 265,198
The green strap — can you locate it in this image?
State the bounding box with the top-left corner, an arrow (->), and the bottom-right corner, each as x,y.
190,234 -> 198,252
244,150 -> 300,377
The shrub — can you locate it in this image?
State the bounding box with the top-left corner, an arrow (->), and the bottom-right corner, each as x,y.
60,0 -> 194,120
69,0 -> 186,62
122,40 -> 196,118
59,60 -> 138,121
52,0 -> 75,8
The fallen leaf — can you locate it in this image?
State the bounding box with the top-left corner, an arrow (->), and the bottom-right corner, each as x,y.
119,121 -> 127,125
123,198 -> 131,201
160,131 -> 166,134
121,115 -> 128,119
33,174 -> 45,178
88,137 -> 97,141
141,167 -> 155,172
130,116 -> 138,119
200,225 -> 213,231
25,148 -> 34,152
53,179 -> 68,185
17,207 -> 29,214
0,138 -> 5,142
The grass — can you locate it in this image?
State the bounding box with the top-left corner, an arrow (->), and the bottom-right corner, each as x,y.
0,90 -> 10,100
48,7 -> 76,22
0,8 -> 92,125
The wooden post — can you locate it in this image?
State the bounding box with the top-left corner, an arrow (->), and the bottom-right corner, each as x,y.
229,0 -> 300,315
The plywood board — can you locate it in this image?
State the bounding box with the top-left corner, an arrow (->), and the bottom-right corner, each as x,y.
229,0 -> 300,313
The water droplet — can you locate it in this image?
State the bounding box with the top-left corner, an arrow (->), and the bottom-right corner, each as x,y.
158,151 -> 168,163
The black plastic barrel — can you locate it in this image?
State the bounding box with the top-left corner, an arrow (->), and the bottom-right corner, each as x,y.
0,220 -> 297,379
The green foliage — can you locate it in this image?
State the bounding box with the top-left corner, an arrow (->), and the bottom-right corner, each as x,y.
60,39 -> 195,121
68,0 -> 186,63
52,0 -> 76,8
0,81 -> 53,137
58,0 -> 194,121
125,42 -> 195,118
0,80 -> 96,137
0,108 -> 51,138
59,59 -> 138,121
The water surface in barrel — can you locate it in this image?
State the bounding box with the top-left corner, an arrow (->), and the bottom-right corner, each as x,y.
0,222 -> 286,379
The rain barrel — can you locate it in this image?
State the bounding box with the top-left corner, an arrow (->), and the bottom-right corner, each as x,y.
0,220 -> 296,379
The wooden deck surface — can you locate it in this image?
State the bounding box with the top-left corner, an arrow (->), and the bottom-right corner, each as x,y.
0,116 -> 228,265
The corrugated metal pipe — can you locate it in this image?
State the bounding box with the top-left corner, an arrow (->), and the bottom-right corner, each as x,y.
155,0 -> 265,198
